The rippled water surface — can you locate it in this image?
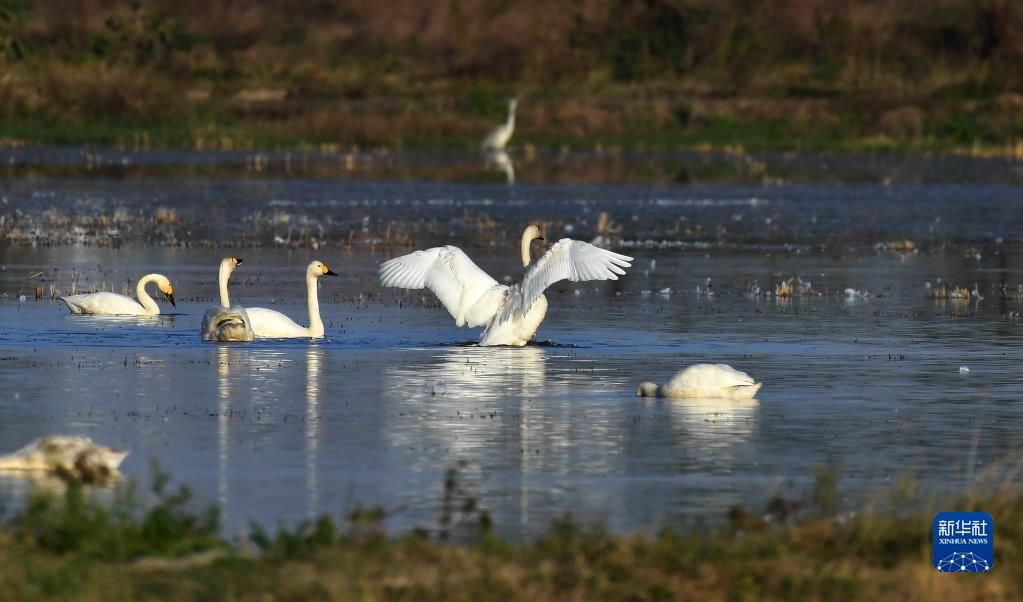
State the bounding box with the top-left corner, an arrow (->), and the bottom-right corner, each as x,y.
1,147 -> 1022,538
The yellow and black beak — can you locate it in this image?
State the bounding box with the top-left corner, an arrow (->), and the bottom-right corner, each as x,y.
165,292 -> 176,307
324,268 -> 338,276
235,257 -> 243,265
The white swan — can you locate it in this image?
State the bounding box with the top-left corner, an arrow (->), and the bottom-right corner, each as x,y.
0,435 -> 128,482
201,256 -> 254,342
481,97 -> 518,150
636,364 -> 763,400
379,225 -> 633,346
247,260 -> 337,339
60,274 -> 175,316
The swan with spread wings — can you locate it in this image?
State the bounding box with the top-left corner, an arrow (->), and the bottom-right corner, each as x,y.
379,225 -> 632,346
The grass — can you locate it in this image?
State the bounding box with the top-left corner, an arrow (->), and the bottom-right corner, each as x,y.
0,463 -> 1019,601
7,1 -> 1023,157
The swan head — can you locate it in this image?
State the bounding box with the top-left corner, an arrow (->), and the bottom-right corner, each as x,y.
636,382 -> 660,397
157,276 -> 175,306
520,224 -> 545,267
222,256 -> 243,273
509,97 -> 518,112
308,260 -> 338,278
522,224 -> 543,243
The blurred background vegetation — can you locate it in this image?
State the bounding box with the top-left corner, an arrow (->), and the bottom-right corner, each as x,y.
2,0 -> 1023,152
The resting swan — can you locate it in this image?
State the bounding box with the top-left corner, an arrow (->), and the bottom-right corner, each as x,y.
60,274 -> 175,316
246,260 -> 337,339
201,256 -> 254,342
379,225 -> 633,346
0,435 -> 128,483
636,364 -> 762,400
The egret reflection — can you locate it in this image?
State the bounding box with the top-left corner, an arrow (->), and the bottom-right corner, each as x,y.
484,149 -> 515,184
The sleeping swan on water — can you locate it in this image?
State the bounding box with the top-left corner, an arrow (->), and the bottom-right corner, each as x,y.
60,274 -> 175,316
636,364 -> 763,400
201,256 -> 254,342
379,225 -> 633,346
0,435 -> 128,483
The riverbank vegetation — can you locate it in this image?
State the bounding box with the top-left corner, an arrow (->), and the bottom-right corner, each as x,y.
3,1 -> 1023,155
1,463 -> 1018,600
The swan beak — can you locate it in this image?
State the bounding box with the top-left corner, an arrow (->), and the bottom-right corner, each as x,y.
324,269 -> 338,277
538,236 -> 545,241
235,257 -> 243,265
166,293 -> 176,306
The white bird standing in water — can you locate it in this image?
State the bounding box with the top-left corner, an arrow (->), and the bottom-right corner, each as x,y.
481,98 -> 518,151
636,364 -> 762,400
379,225 -> 633,346
0,435 -> 128,482
60,274 -> 175,316
246,260 -> 337,339
201,256 -> 254,342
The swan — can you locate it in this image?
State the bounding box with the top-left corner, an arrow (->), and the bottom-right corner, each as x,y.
0,435 -> 128,483
246,260 -> 337,339
201,256 -> 254,342
60,273 -> 175,316
379,225 -> 633,346
481,97 -> 518,150
636,364 -> 762,400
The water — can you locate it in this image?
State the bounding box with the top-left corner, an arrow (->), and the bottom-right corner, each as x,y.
1,147 -> 1022,539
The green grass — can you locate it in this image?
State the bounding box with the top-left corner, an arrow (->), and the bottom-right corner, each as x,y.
0,463 -> 1020,600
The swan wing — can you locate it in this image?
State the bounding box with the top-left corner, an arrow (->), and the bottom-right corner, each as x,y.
247,307 -> 308,338
60,292 -> 146,316
379,246 -> 500,326
202,306 -> 254,342
503,239 -> 632,320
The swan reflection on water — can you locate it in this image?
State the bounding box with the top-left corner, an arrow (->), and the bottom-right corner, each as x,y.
386,344 -> 547,405
214,346 -> 322,525
305,346 -> 323,520
658,396 -> 760,467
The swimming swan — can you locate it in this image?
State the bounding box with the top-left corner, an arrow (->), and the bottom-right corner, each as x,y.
201,256 -> 254,342
481,97 -> 518,150
636,364 -> 762,400
0,435 -> 129,483
60,274 -> 175,316
246,260 -> 337,339
379,225 -> 633,346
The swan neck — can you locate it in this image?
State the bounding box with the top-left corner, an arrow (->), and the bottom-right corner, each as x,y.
306,272 -> 323,337
520,230 -> 532,267
136,274 -> 161,315
218,262 -> 231,308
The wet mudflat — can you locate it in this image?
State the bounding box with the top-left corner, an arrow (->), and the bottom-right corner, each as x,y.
1,148 -> 1022,539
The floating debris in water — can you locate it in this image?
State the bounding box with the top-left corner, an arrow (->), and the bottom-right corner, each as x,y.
930,283 -> 971,300
773,276 -> 812,298
875,239 -> 916,253
959,366 -> 970,375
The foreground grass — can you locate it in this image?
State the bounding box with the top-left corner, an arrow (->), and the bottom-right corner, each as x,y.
0,465 -> 1018,601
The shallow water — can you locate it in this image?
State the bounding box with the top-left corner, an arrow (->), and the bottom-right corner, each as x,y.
1,148 -> 1022,539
